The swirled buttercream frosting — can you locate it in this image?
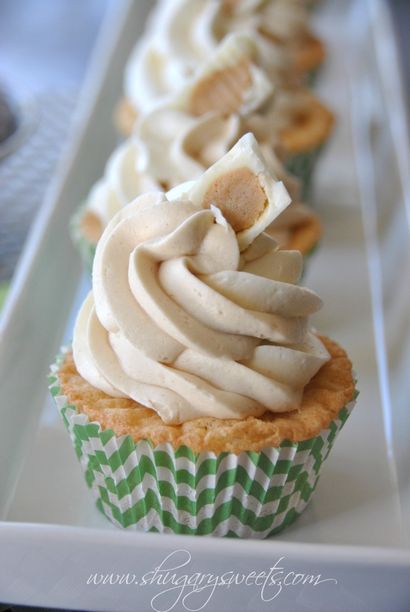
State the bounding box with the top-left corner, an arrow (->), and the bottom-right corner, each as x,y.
74,134 -> 329,423
124,0 -> 313,114
86,33 -> 302,233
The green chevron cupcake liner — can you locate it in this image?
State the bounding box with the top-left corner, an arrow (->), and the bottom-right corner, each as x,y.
49,351 -> 356,538
70,205 -> 96,276
285,144 -> 324,201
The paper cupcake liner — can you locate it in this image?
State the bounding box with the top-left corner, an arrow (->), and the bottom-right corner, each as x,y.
285,144 -> 324,201
305,66 -> 322,88
49,351 -> 356,538
70,205 -> 96,276
308,0 -> 322,13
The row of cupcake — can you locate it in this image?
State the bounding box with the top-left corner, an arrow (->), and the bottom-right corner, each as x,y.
50,0 -> 356,538
73,1 -> 334,272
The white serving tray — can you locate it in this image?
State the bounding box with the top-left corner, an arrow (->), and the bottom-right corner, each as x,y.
0,0 -> 409,610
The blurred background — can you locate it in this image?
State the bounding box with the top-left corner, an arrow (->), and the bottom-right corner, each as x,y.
0,0 -> 114,303
0,0 -> 409,309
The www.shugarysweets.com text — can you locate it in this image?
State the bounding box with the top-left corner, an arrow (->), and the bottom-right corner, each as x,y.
86,549 -> 338,611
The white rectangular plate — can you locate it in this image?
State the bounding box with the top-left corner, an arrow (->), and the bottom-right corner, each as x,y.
0,0 -> 409,610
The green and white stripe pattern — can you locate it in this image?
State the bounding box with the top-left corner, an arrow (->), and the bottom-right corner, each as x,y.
49,352 -> 355,538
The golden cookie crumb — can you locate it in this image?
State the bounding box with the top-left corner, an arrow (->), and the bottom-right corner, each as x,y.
189,60 -> 252,117
58,335 -> 355,454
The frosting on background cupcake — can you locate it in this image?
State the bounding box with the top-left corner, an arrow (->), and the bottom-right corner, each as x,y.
84,34 -> 317,251
74,135 -> 329,424
123,0 -> 321,116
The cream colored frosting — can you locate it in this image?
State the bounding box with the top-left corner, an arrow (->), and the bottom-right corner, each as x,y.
74,135 -> 329,424
227,0 -> 308,40
87,33 -> 303,231
123,0 -> 312,114
124,0 -> 221,114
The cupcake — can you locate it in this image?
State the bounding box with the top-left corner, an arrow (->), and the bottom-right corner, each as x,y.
116,0 -> 326,134
75,34 -> 322,272
51,134 -> 356,537
245,87 -> 334,199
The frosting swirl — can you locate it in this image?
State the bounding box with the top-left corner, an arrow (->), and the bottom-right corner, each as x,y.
124,0 -> 313,114
74,135 -> 329,423
87,33 -> 302,232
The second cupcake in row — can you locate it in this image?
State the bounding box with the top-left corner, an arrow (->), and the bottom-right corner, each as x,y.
73,33 -> 332,272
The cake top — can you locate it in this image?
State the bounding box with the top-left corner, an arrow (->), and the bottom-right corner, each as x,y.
73,134 -> 329,424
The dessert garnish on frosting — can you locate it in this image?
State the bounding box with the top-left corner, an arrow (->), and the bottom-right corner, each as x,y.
73,134 -> 329,424
134,33 -> 273,190
174,33 -> 272,117
122,0 -> 316,116
166,133 -> 290,250
84,33 -> 309,242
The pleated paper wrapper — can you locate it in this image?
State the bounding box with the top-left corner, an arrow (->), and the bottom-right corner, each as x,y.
49,351 -> 356,538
